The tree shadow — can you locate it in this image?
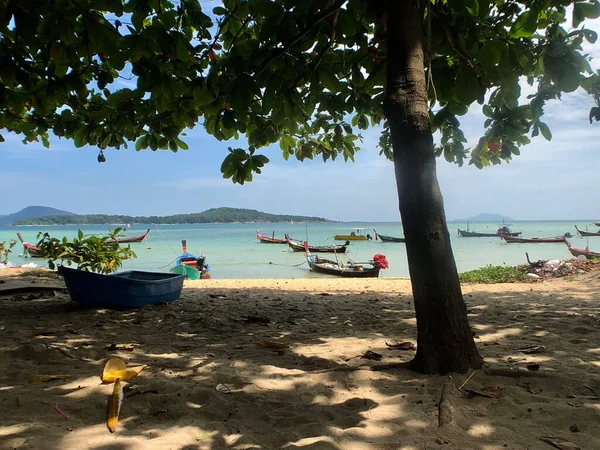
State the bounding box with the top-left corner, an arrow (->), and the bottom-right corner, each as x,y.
0,274 -> 599,449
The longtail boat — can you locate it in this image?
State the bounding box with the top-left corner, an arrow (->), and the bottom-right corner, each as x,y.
333,228 -> 373,241
305,242 -> 388,278
595,222 -> 600,227
373,230 -> 405,243
285,234 -> 349,253
114,229 -> 150,243
566,241 -> 600,259
575,225 -> 600,237
256,230 -> 286,244
457,225 -> 521,237
502,235 -> 567,244
16,232 -> 43,257
170,240 -> 211,280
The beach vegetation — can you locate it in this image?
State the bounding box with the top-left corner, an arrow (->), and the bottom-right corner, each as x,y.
2,0 -> 599,373
14,208 -> 332,226
459,265 -> 532,284
0,239 -> 17,263
35,229 -> 137,274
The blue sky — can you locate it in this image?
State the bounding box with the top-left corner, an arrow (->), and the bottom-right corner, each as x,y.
2,11 -> 600,222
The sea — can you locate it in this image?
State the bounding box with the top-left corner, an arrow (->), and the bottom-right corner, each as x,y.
1,221 -> 598,279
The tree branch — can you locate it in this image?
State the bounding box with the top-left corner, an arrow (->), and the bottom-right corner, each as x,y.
255,0 -> 348,77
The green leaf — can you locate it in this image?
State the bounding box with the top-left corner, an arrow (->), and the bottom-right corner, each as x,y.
319,67 -> 343,93
135,135 -> 149,151
580,1 -> 600,19
584,29 -> 598,44
175,138 -> 189,150
453,66 -> 480,104
176,39 -> 190,62
227,74 -> 258,111
0,134 -> 4,143
478,41 -> 505,68
213,6 -> 228,15
538,121 -> 552,141
510,11 -> 538,38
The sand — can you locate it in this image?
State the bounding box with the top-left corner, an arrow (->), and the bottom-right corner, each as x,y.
0,267 -> 599,450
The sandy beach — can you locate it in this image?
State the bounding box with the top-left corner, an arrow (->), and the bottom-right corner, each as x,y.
1,268 -> 599,449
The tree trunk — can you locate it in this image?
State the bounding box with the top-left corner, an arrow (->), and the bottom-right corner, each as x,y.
384,0 -> 483,374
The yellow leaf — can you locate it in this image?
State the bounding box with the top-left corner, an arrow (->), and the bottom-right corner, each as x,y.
258,340 -> 290,349
102,357 -> 126,381
102,366 -> 147,383
29,375 -> 72,383
107,378 -> 123,433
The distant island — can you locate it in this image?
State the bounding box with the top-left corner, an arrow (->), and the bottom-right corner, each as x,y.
455,213 -> 514,223
13,207 -> 334,226
0,206 -> 76,225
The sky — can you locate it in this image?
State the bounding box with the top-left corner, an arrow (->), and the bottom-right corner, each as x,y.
2,10 -> 600,222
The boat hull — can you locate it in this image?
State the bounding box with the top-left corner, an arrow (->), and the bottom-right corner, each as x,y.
458,229 -> 521,237
58,265 -> 185,309
286,235 -> 348,253
334,235 -> 369,241
114,229 -> 150,244
566,243 -> 600,259
575,226 -> 600,237
257,230 -> 286,244
374,230 -> 406,243
307,258 -> 380,277
502,236 -> 566,244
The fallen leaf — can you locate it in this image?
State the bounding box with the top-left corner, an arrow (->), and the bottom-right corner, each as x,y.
29,375 -> 72,383
216,383 -> 231,394
102,366 -> 147,383
385,341 -> 416,351
518,345 -> 546,354
103,358 -> 126,379
105,343 -> 135,351
539,435 -> 581,449
361,350 -> 383,361
195,430 -> 218,441
258,340 -> 289,349
463,386 -> 503,399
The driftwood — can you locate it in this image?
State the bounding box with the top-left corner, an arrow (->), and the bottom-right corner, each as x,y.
526,252 -> 547,269
438,382 -> 455,426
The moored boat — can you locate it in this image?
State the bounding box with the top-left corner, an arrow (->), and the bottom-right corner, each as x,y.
305,243 -> 388,277
373,230 -> 405,243
256,230 -> 287,244
113,229 -> 150,243
333,228 -> 373,241
595,222 -> 600,227
566,241 -> 600,259
16,232 -> 43,257
575,225 -> 600,237
285,234 -> 349,253
171,240 -> 211,280
58,265 -> 186,309
457,225 -> 521,237
502,235 -> 567,244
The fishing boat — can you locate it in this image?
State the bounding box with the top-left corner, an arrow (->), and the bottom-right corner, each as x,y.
333,228 -> 373,241
373,230 -> 406,243
58,265 -> 186,309
113,229 -> 150,243
502,235 -> 567,244
285,234 -> 349,253
256,230 -> 287,244
566,241 -> 600,259
16,233 -> 43,257
575,226 -> 600,237
457,224 -> 521,237
170,240 -> 211,280
305,243 -> 388,278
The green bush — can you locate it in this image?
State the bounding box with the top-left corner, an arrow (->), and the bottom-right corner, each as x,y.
0,239 -> 17,263
35,228 -> 137,274
459,265 -> 531,284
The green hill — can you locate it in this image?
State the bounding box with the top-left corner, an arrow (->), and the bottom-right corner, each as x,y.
0,206 -> 75,225
13,207 -> 334,225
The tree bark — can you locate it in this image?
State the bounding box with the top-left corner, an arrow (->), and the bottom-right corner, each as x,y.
384,0 -> 483,374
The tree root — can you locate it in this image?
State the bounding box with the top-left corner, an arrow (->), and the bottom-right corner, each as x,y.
485,368 -> 550,378
309,361 -> 411,374
438,382 -> 454,426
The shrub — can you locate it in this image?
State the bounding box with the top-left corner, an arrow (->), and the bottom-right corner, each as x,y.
458,265 -> 531,284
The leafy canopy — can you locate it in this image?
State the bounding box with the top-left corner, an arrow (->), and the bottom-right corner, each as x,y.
1,0 -> 599,178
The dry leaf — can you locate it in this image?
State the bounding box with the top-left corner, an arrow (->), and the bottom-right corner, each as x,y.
386,341 -> 416,351
518,345 -> 546,354
361,350 -> 383,361
215,383 -> 231,394
107,379 -> 123,433
463,386 -> 503,399
106,343 -> 135,351
258,340 -> 289,349
539,436 -> 580,450
29,375 -> 72,383
102,366 -> 147,383
103,358 -> 126,380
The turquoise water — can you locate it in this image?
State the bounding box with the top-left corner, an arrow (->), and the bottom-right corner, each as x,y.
1,221 -> 598,278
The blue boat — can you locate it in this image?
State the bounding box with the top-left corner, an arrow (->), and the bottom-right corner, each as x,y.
58,265 -> 186,309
